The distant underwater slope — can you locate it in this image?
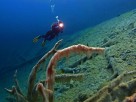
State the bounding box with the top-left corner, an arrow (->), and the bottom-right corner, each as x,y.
1,9 -> 136,102
55,9 -> 136,102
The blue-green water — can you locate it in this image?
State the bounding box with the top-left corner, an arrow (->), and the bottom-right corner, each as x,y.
1,0 -> 136,102
1,0 -> 136,70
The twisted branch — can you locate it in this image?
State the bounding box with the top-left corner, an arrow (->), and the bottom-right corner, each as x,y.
27,39 -> 62,101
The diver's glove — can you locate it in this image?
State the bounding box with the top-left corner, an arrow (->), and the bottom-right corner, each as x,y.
41,40 -> 46,47
33,36 -> 40,43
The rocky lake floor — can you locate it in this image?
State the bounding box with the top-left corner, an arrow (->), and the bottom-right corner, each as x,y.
1,9 -> 136,102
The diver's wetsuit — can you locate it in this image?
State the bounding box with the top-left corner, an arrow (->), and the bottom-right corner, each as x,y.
40,21 -> 64,41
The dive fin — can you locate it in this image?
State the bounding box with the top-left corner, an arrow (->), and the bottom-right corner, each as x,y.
33,36 -> 40,43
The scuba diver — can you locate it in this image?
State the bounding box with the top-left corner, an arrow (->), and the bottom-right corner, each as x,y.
33,16 -> 64,46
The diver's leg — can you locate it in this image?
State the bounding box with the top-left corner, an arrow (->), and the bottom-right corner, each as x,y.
47,32 -> 57,41
44,30 -> 53,38
33,35 -> 43,43
41,31 -> 53,46
44,30 -> 54,41
41,30 -> 53,46
41,39 -> 46,47
55,33 -> 59,41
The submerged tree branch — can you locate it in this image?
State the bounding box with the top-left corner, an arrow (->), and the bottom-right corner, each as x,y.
27,39 -> 63,101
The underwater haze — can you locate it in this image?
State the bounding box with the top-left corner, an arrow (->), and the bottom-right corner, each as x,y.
1,0 -> 136,101
1,0 -> 136,69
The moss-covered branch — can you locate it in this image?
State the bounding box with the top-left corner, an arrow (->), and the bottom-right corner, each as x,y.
84,70 -> 136,102
27,39 -> 62,101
